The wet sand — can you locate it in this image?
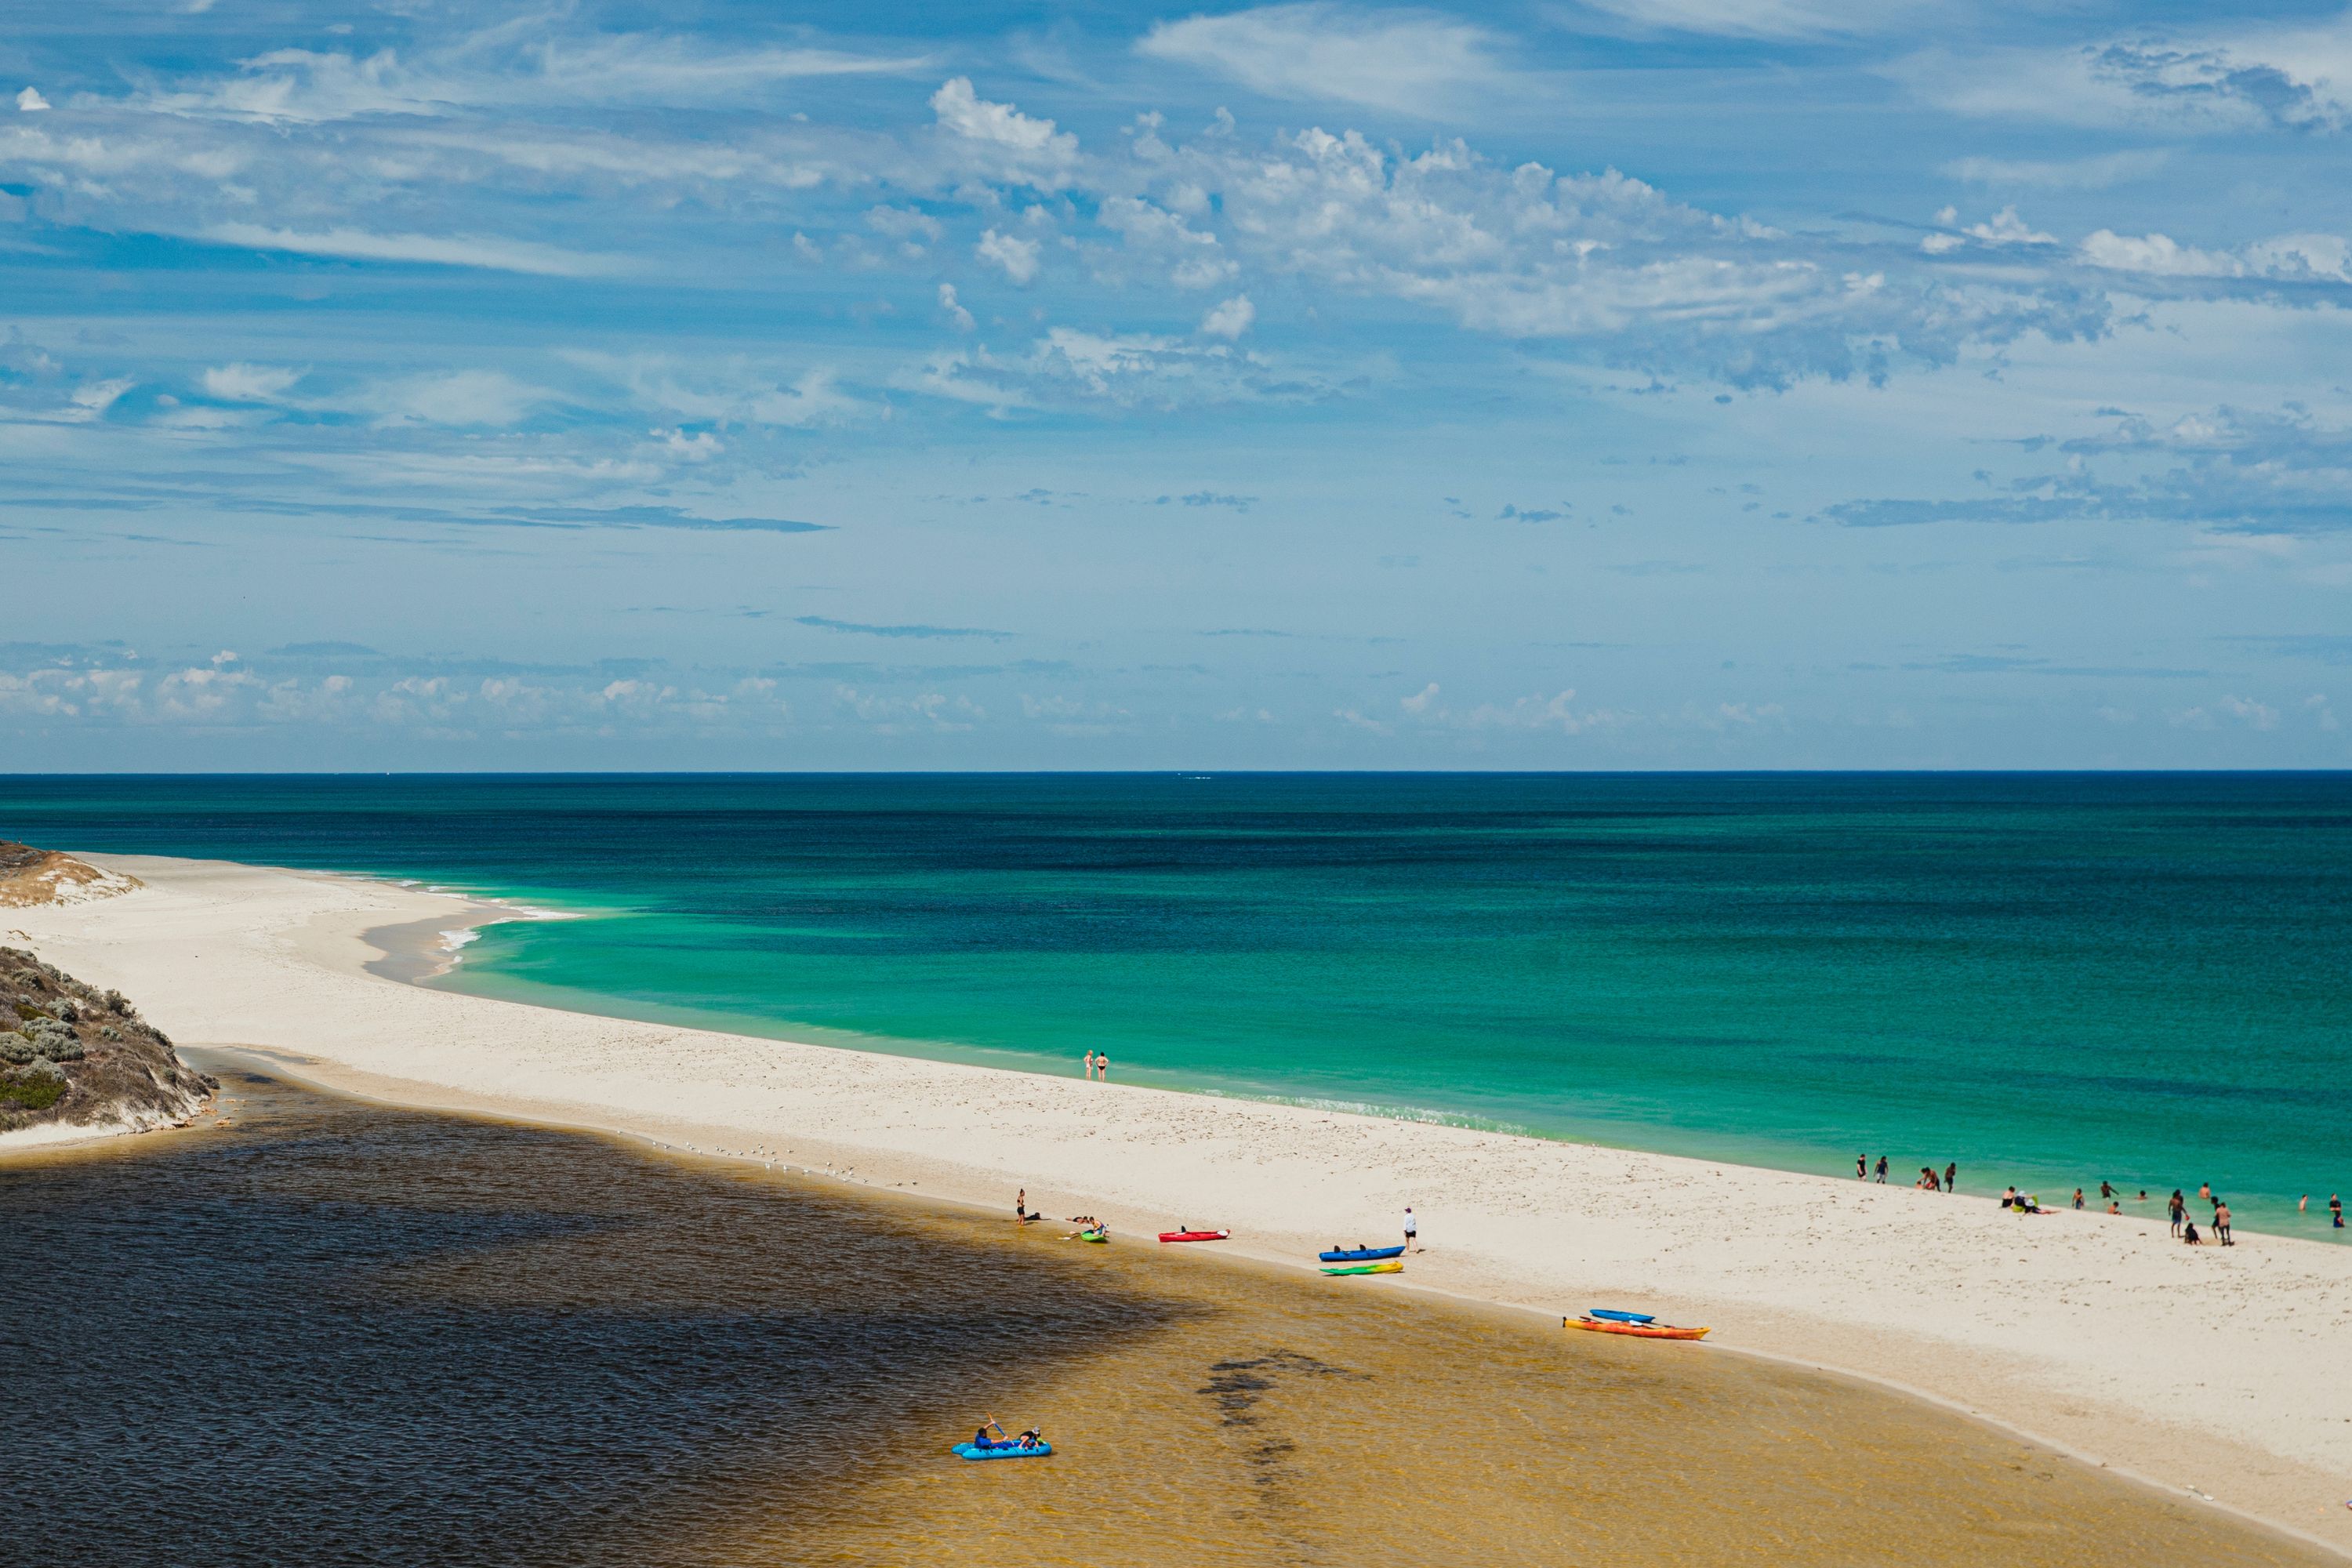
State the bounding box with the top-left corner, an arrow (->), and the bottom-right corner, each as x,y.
3,1064 -> 2333,1568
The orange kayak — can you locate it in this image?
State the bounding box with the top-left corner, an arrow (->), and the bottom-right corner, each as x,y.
1566,1315 -> 1710,1341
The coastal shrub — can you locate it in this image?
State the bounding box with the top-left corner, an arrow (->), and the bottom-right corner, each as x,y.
103,989 -> 131,1015
53,1000 -> 78,1023
100,1025 -> 121,1042
0,1036 -> 32,1066
0,1067 -> 66,1111
26,1058 -> 64,1081
152,1029 -> 171,1047
27,1019 -> 81,1061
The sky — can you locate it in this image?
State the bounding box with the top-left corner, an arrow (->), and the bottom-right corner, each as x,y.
3,0 -> 2350,770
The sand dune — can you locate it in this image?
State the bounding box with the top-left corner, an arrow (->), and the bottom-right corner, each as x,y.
10,852 -> 2350,1559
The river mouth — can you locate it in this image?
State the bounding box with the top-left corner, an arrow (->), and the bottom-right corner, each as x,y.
1,1063 -> 2328,1568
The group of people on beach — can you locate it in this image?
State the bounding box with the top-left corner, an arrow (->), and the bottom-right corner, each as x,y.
1857,1156 -> 2346,1242
1859,1154 -> 1958,1192
2167,1186 -> 2235,1245
1081,1051 -> 1111,1080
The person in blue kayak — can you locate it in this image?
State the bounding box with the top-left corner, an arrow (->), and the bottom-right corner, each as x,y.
971,1417 -> 1044,1451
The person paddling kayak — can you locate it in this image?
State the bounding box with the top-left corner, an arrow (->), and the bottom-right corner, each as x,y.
971,1417 -> 1044,1451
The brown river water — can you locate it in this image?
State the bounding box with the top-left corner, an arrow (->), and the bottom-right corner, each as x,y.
1,1062 -> 2327,1567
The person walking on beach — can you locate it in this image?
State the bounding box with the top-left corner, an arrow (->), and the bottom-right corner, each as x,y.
2169,1191 -> 2186,1236
1944,1162 -> 1957,1194
2072,1188 -> 2085,1210
1404,1207 -> 1419,1253
2214,1200 -> 2233,1246
1874,1156 -> 1888,1183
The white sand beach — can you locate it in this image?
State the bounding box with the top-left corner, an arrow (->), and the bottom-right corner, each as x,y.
10,852 -> 2350,1556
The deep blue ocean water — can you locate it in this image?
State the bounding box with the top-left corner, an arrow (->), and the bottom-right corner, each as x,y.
5,773 -> 2347,1237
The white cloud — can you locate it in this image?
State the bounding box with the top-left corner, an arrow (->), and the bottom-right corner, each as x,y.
1139,4 -> 1516,117
1895,15 -> 2352,132
1568,0 -> 1922,39
201,223 -> 619,277
1098,194 -> 1234,287
2079,229 -> 2352,282
77,377 -> 135,410
867,204 -> 942,246
834,684 -> 984,731
1942,151 -> 2169,190
203,363 -> 302,401
354,369 -> 549,426
746,369 -> 862,427
976,226 -> 1041,284
1200,294 -> 1256,338
929,77 -> 1080,184
16,87 -> 49,112
938,282 -> 976,332
1961,206 -> 2055,246
147,35 -> 929,125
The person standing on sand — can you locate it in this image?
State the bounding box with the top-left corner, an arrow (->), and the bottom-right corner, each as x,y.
1017,1188 -> 1028,1221
1875,1156 -> 1888,1183
1858,1155 -> 1867,1181
1083,1050 -> 1097,1080
2169,1191 -> 2186,1236
1945,1162 -> 1957,1194
1097,1051 -> 1109,1080
2215,1200 -> 2233,1246
1404,1207 -> 1418,1253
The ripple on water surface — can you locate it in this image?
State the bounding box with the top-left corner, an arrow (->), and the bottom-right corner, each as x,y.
1,1069 -> 2328,1567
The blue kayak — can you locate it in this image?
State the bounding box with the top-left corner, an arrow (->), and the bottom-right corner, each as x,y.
1319,1245 -> 1405,1262
953,1441 -> 1053,1461
1587,1309 -> 1656,1323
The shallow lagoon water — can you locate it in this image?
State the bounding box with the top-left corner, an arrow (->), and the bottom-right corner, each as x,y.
1,1068 -> 2328,1567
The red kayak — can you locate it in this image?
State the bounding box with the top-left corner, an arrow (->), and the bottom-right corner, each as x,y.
1158,1229 -> 1230,1243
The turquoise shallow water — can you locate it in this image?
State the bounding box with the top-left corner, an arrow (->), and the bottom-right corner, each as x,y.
4,773 -> 2347,1238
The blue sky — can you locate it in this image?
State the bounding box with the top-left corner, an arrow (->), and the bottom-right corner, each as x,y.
3,0 -> 2350,768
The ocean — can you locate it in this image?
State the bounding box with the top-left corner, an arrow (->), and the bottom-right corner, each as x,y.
3,772 -> 2347,1237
